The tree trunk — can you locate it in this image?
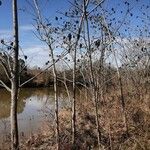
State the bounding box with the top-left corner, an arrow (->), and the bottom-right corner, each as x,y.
11,81 -> 19,150
72,44 -> 77,147
49,45 -> 60,150
71,10 -> 85,147
53,61 -> 59,150
11,0 -> 19,149
53,65 -> 59,150
84,3 -> 101,148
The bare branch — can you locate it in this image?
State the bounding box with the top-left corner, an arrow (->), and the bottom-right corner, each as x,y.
0,80 -> 11,92
88,0 -> 105,16
0,60 -> 11,80
20,49 -> 69,87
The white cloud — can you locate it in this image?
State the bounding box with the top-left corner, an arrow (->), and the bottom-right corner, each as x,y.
0,25 -> 34,40
19,25 -> 34,31
0,29 -> 12,39
23,45 -> 50,67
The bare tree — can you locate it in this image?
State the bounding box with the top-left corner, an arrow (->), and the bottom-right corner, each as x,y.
83,1 -> 102,149
71,4 -> 85,147
0,0 -> 20,149
11,1 -> 19,149
32,1 -> 62,148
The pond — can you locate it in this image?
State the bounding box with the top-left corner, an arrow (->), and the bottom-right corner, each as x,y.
0,88 -> 71,146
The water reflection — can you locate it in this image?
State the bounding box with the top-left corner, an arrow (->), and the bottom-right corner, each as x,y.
0,87 -> 70,145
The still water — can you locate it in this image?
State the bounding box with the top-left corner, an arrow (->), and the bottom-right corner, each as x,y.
0,88 -> 70,145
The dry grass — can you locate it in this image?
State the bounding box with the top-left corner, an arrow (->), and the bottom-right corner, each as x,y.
20,86 -> 150,150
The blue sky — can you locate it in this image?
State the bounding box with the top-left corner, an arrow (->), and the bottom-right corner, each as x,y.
0,0 -> 149,67
0,0 -> 70,67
